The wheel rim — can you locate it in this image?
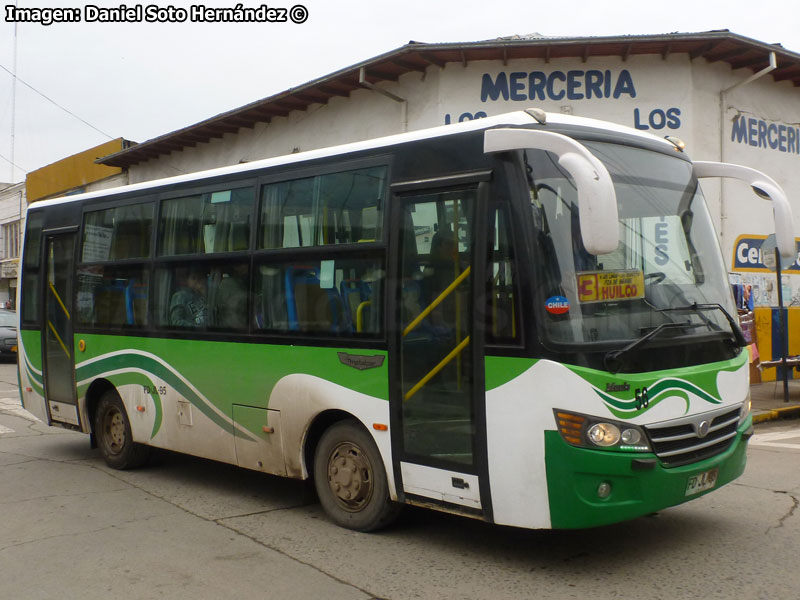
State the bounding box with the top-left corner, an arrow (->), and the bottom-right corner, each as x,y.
101,406 -> 126,456
326,441 -> 373,512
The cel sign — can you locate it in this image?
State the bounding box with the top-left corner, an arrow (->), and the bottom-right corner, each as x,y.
732,234 -> 800,274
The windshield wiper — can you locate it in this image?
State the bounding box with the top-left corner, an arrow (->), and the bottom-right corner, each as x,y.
604,321 -> 701,374
656,303 -> 747,348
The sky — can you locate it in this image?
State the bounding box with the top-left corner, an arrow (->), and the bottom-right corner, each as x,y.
1,0 -> 799,183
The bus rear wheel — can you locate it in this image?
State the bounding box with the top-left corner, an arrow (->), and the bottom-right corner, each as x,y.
94,390 -> 150,470
313,420 -> 400,532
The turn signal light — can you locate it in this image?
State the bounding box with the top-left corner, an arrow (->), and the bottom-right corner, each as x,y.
555,411 -> 585,445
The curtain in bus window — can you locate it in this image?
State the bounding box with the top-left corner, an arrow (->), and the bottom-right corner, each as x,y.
160,195 -> 203,255
82,203 -> 154,261
159,187 -> 254,256
259,166 -> 386,249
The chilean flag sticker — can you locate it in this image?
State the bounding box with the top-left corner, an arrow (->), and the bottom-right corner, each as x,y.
545,295 -> 571,315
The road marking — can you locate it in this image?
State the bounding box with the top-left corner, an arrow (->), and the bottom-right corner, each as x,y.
0,397 -> 40,422
0,424 -> 13,434
750,429 -> 800,450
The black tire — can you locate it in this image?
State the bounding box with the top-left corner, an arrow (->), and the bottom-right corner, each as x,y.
313,420 -> 401,532
94,390 -> 151,470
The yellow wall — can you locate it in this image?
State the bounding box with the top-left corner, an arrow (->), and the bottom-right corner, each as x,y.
754,306 -> 800,381
26,139 -> 125,202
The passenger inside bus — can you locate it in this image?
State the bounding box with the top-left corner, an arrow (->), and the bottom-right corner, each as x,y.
169,266 -> 208,327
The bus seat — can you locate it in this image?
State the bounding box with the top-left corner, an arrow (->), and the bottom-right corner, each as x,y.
124,279 -> 148,326
285,266 -> 346,333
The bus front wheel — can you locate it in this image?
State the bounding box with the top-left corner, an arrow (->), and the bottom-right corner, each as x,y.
313,420 -> 400,531
94,390 -> 150,470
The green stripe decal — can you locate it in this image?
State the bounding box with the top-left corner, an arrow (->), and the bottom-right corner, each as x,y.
76,352 -> 256,442
567,350 -> 746,420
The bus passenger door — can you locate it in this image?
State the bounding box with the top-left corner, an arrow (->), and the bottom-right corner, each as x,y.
42,232 -> 80,427
391,183 -> 488,515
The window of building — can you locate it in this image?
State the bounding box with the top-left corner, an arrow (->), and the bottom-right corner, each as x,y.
158,186 -> 254,256
259,166 -> 386,249
2,221 -> 20,259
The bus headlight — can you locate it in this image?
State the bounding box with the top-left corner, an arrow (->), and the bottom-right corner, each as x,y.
554,410 -> 651,452
587,423 -> 620,446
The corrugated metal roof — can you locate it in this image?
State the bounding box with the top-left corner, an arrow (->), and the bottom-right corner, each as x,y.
98,30 -> 800,169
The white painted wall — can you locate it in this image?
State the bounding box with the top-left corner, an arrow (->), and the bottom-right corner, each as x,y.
126,53 -> 800,302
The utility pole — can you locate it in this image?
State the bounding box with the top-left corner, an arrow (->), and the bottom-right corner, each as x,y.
10,0 -> 19,182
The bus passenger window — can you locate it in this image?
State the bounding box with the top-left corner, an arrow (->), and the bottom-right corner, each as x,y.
259,166 -> 386,249
82,203 -> 154,261
78,204 -> 153,328
487,207 -> 520,344
76,265 -> 150,328
158,186 -> 254,256
253,258 -> 383,336
210,263 -> 250,330
21,211 -> 44,325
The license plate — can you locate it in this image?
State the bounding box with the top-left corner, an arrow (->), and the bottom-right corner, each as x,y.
685,468 -> 718,496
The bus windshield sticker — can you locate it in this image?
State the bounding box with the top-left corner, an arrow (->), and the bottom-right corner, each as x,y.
545,295 -> 570,315
576,270 -> 645,304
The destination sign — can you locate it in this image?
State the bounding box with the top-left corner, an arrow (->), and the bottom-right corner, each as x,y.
576,270 -> 645,304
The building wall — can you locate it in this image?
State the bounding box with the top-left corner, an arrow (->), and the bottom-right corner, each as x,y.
0,182 -> 26,307
126,52 -> 800,303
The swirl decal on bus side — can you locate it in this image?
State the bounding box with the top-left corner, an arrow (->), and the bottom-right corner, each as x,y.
593,378 -> 722,419
75,350 -> 259,442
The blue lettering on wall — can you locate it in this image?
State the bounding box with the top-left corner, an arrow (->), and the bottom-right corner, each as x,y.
730,116 -> 800,155
480,69 -> 637,102
633,107 -> 682,130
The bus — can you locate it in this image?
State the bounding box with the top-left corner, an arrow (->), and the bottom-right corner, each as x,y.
18,109 -> 795,532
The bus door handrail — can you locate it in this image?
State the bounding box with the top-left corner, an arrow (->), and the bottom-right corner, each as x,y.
402,265 -> 471,337
402,265 -> 472,401
405,336 -> 470,401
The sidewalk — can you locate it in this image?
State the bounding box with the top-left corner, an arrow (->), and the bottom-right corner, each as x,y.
750,378 -> 800,423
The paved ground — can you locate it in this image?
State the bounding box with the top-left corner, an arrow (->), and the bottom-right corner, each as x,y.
750,379 -> 800,423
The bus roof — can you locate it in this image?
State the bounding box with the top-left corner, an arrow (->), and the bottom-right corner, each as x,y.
30,110 -> 674,211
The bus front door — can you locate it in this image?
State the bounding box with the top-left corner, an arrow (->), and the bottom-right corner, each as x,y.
42,232 -> 80,427
392,185 -> 487,514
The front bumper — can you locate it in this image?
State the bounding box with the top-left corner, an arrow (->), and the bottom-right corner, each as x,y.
544,417 -> 751,529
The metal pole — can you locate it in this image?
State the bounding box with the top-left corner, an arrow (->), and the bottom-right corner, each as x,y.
775,248 -> 789,403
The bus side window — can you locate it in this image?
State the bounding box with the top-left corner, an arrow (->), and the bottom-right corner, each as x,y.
487,206 -> 520,345
158,187 -> 254,256
21,211 -> 44,325
254,258 -> 383,336
259,166 -> 387,249
77,203 -> 153,328
209,263 -> 250,331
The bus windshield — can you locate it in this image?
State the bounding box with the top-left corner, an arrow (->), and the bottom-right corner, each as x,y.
528,141 -> 737,348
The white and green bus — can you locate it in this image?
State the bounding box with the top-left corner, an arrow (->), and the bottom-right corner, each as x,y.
18,110 -> 795,531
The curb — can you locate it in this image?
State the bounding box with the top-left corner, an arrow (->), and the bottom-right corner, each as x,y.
752,406 -> 800,424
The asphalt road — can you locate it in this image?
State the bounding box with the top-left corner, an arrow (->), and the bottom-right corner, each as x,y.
1,359 -> 799,600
